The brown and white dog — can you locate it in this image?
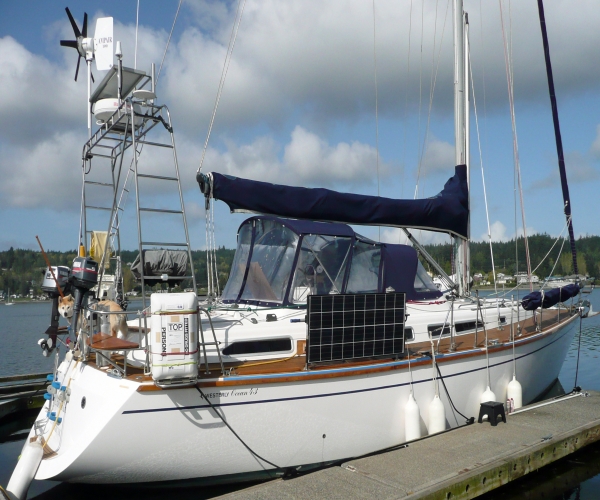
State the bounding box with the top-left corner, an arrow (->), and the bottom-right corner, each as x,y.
58,295 -> 129,339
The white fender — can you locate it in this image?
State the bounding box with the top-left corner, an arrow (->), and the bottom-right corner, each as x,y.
428,395 -> 446,435
480,386 -> 496,404
6,440 -> 43,500
404,391 -> 421,441
507,376 -> 523,410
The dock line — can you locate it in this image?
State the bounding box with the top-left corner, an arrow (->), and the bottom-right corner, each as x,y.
510,390 -> 587,415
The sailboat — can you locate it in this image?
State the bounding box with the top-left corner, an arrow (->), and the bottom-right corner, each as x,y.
5,289 -> 14,306
5,1 -> 589,496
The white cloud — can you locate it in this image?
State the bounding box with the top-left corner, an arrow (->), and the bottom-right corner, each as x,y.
481,221 -> 509,242
202,126 -> 385,189
419,138 -> 455,178
0,131 -> 85,210
0,36 -> 84,145
3,1 -> 600,251
283,126 -> 383,185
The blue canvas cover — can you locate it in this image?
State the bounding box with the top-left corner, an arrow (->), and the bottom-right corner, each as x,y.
240,216 -> 356,238
198,165 -> 469,239
521,283 -> 580,311
381,244 -> 444,301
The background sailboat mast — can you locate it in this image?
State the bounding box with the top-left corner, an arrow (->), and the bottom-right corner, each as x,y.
536,0 -> 578,276
453,0 -> 470,295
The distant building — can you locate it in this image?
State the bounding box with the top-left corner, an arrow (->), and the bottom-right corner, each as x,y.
515,272 -> 539,284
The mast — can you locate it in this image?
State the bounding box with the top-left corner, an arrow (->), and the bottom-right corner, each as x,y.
536,0 -> 578,276
453,0 -> 470,295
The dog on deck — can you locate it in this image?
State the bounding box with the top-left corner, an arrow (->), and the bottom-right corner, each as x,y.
58,294 -> 128,339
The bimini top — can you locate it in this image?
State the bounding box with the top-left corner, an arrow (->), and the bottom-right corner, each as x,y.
220,216 -> 443,307
197,164 -> 469,239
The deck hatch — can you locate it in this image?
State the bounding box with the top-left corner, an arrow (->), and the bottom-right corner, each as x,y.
307,292 -> 406,363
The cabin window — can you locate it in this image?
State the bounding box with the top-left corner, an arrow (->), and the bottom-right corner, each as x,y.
346,241 -> 381,294
454,320 -> 484,333
404,327 -> 414,341
239,220 -> 298,303
428,324 -> 451,337
428,320 -> 484,337
289,235 -> 352,304
222,338 -> 293,356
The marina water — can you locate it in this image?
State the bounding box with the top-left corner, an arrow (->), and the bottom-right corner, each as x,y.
1,292 -> 599,499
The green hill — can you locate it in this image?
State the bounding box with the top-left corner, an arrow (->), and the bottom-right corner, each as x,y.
1,234 -> 597,298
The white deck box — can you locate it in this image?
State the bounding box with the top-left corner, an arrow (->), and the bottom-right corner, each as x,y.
150,292 -> 198,386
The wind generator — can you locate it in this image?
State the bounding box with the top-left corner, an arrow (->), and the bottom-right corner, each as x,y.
60,7 -> 114,136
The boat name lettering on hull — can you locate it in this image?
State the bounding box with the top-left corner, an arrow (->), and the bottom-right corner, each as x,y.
201,388 -> 259,399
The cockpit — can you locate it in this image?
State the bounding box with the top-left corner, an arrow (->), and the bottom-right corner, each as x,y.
221,216 -> 442,307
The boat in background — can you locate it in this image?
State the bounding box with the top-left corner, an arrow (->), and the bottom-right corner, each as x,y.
3,1 -> 592,497
542,275 -> 588,290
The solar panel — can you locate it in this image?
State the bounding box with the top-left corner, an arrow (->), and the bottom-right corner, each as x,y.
90,66 -> 147,104
307,292 -> 406,364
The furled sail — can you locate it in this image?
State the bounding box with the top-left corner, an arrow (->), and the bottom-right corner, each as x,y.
521,283 -> 580,311
197,164 -> 469,239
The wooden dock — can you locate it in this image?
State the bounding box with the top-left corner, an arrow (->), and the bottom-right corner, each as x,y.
0,373 -> 50,421
217,390 -> 600,499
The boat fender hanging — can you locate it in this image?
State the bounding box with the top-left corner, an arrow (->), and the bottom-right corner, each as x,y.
479,386 -> 497,420
480,386 -> 496,404
428,395 -> 446,435
6,439 -> 44,500
404,391 -> 422,441
507,376 -> 523,411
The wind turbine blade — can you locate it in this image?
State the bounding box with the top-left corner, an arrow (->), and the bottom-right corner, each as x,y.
94,17 -> 114,71
75,55 -> 81,82
65,7 -> 82,38
60,40 -> 78,48
82,12 -> 88,38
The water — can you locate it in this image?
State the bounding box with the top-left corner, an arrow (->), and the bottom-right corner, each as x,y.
0,293 -> 599,499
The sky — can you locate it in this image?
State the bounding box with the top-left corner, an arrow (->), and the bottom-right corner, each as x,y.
0,0 -> 599,255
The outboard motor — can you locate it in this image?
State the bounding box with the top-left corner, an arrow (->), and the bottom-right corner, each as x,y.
40,266 -> 70,356
69,257 -> 99,343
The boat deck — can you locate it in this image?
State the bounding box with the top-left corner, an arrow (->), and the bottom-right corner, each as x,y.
82,308 -> 578,388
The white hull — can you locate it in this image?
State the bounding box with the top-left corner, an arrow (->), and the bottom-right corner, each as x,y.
33,313 -> 577,484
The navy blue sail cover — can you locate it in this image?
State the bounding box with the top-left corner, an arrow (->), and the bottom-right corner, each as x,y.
521,283 -> 580,311
198,165 -> 469,239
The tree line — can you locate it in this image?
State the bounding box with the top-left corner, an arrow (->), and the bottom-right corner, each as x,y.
0,247 -> 235,298
423,234 -> 600,281
1,234 -> 597,297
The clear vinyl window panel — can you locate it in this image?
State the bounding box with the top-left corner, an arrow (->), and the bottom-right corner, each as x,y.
239,219 -> 298,303
307,292 -> 406,364
221,223 -> 253,301
289,235 -> 352,304
414,260 -> 441,293
346,241 -> 381,294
